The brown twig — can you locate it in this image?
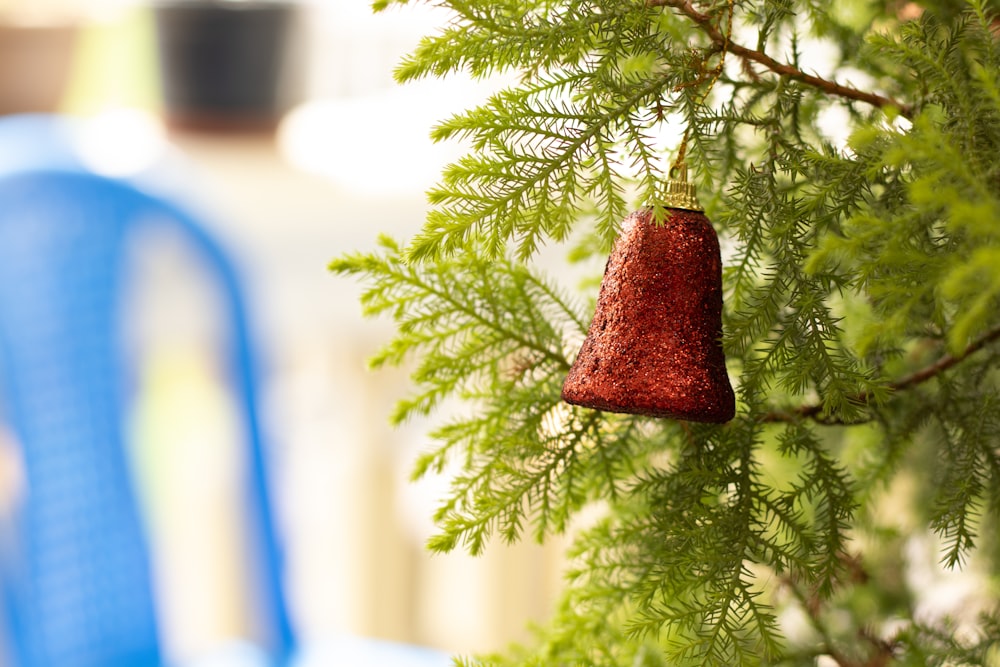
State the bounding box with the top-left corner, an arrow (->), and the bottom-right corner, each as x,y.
648,0 -> 915,118
891,326 -> 1000,390
761,322 -> 1000,424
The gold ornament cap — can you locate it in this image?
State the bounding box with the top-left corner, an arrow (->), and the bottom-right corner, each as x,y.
663,163 -> 702,212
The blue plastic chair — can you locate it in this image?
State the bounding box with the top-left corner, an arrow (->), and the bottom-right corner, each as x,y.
0,118 -> 294,666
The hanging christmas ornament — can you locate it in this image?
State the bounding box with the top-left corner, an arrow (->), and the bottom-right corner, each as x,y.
561,165 -> 735,422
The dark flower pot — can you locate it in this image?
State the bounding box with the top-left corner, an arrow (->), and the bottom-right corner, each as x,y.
153,0 -> 302,133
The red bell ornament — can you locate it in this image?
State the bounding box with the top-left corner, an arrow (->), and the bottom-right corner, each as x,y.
561,168 -> 735,422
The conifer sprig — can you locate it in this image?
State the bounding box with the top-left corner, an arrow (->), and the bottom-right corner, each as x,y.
332,237 -> 648,551
410,73 -> 667,261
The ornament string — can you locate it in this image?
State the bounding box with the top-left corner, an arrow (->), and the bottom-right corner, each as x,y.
670,0 -> 735,176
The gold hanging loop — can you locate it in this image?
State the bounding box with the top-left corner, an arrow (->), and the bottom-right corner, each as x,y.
664,161 -> 702,211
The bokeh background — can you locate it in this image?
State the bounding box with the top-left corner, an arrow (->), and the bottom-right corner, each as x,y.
0,0 -> 567,662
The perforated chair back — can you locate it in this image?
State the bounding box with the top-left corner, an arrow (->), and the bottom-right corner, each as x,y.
0,165 -> 294,667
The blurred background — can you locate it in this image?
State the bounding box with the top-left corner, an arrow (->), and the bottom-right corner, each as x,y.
0,0 -> 567,664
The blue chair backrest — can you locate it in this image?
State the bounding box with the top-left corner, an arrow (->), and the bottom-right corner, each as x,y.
0,161 -> 294,666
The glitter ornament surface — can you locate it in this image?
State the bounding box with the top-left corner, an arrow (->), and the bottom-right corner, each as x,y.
561,207 -> 735,422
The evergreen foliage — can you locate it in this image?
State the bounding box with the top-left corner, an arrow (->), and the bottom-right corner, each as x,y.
330,0 -> 1000,664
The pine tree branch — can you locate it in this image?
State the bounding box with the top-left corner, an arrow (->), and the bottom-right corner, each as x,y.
762,322 -> 1000,424
648,0 -> 915,119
